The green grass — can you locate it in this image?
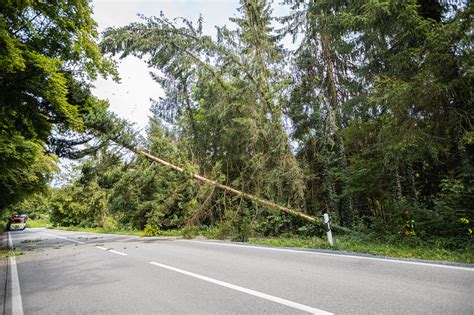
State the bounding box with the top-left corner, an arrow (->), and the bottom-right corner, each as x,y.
151,229 -> 184,237
0,247 -> 23,259
249,235 -> 474,264
27,218 -> 51,228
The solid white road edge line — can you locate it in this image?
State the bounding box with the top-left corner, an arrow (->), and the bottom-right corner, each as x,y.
7,231 -> 13,248
35,232 -> 86,244
95,246 -> 127,256
149,261 -> 332,315
183,240 -> 474,272
8,232 -> 24,315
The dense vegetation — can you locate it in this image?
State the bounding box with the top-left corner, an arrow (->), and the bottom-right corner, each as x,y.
2,1 -> 473,256
0,0 -> 116,214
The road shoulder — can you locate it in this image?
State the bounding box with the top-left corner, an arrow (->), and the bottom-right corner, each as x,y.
1,233 -> 10,315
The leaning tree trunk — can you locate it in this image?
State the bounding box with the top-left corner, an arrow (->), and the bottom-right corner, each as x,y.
137,150 -> 320,224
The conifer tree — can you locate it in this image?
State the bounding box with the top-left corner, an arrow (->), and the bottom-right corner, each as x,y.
283,0 -> 357,226
102,0 -> 305,214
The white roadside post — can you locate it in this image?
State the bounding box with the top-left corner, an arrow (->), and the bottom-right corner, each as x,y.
323,213 -> 333,246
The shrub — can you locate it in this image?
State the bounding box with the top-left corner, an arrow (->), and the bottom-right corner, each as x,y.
144,223 -> 161,236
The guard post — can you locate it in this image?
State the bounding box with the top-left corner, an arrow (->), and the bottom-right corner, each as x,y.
323,213 -> 333,246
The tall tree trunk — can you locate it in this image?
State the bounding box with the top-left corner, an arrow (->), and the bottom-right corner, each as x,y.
320,24 -> 354,227
404,161 -> 417,204
388,158 -> 402,207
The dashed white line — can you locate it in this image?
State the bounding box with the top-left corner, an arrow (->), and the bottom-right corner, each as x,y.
8,232 -> 24,315
96,246 -> 127,256
35,232 -> 86,244
184,240 -> 474,272
149,261 -> 332,315
108,250 -> 127,256
33,231 -> 127,256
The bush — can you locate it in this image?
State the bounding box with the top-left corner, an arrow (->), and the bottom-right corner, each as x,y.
144,223 -> 161,236
412,179 -> 473,240
214,222 -> 235,239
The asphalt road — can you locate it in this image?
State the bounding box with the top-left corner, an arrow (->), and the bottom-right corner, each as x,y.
2,228 -> 473,314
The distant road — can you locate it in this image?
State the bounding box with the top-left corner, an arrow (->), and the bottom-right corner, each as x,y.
2,228 -> 473,314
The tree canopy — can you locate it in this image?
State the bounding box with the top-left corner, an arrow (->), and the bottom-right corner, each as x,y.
0,0 -> 117,210
5,0 -> 473,245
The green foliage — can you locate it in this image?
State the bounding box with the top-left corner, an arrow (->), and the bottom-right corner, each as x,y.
412,179 -> 474,241
283,0 -> 358,226
13,193 -> 52,220
27,218 -> 50,228
0,137 -> 58,209
143,223 -> 161,237
35,0 -> 473,257
102,0 -> 305,211
0,0 -> 117,211
233,204 -> 251,242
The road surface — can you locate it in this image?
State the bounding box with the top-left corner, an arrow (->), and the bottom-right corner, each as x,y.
2,228 -> 473,314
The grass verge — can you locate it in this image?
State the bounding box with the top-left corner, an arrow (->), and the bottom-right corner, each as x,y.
249,235 -> 474,264
0,248 -> 23,259
27,218 -> 51,228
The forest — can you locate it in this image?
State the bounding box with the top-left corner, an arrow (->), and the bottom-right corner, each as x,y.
1,0 -> 472,259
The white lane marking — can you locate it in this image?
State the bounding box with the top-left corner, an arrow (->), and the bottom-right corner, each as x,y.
34,231 -> 127,256
8,232 -> 24,315
149,261 -> 332,315
96,246 -> 127,256
183,240 -> 474,272
35,232 -> 86,244
109,250 -> 127,256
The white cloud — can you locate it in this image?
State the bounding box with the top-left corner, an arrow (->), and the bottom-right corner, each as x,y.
91,0 -> 241,130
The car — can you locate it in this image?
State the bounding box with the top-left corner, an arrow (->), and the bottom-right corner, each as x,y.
7,214 -> 27,231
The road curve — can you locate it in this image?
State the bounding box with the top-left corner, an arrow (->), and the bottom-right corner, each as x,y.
2,228 -> 473,314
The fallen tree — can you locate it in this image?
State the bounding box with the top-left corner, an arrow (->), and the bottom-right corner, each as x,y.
85,110 -> 346,230
137,150 -> 320,224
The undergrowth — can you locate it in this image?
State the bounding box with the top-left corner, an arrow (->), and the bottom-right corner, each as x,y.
0,247 -> 23,259
27,218 -> 51,228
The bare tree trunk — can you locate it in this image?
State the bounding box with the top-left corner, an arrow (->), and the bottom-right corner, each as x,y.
137,150 -> 321,224
404,161 -> 417,204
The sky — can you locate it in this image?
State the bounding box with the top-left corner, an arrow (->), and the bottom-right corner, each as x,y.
91,0 -> 290,132
92,0 -> 241,133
